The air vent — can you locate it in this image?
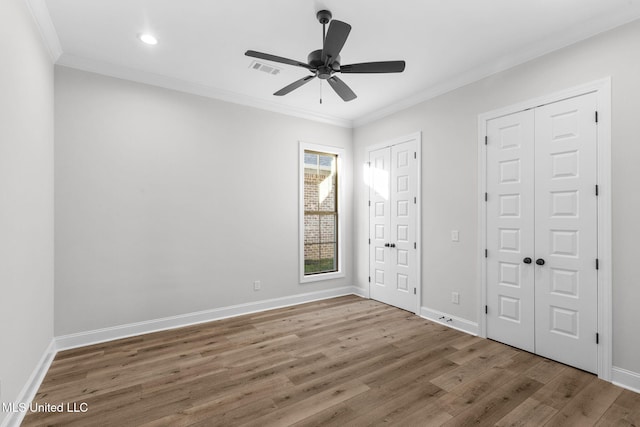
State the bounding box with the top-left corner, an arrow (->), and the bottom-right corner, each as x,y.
249,60 -> 281,76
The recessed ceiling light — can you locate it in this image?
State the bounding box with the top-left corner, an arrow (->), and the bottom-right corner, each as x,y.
138,33 -> 158,45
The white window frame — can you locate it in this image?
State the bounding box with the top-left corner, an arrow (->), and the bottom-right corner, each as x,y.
299,142 -> 345,283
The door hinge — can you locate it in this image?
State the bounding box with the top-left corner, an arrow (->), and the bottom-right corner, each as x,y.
368,276 -> 371,283
368,200 -> 371,207
368,238 -> 371,245
595,185 -> 599,196
485,192 -> 488,202
414,196 -> 417,204
595,111 -> 599,123
485,305 -> 488,314
368,161 -> 371,166
596,333 -> 600,344
414,288 -> 416,295
485,135 -> 488,145
414,152 -> 417,159
485,249 -> 488,258
596,258 -> 599,270
414,242 -> 417,249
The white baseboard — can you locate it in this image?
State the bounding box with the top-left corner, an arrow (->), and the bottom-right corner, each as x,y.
351,286 -> 369,298
1,339 -> 57,427
612,366 -> 640,394
420,306 -> 479,336
56,286 -> 361,351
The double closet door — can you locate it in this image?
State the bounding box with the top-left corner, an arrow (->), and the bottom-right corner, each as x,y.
369,138 -> 418,313
486,93 -> 599,373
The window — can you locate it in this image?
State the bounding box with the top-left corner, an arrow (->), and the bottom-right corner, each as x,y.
299,143 -> 344,283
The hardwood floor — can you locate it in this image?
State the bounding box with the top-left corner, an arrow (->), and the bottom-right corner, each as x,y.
22,296 -> 640,426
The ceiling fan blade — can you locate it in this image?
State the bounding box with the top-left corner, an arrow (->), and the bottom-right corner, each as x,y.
327,76 -> 357,102
322,20 -> 351,64
245,50 -> 313,70
274,75 -> 316,96
340,61 -> 406,73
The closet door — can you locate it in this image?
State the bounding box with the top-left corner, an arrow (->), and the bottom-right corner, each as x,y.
369,140 -> 418,312
389,142 -> 418,311
534,93 -> 598,373
486,110 -> 536,352
486,93 -> 599,373
370,147 -> 392,307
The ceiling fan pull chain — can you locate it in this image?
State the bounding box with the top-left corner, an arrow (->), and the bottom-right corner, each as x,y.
320,80 -> 323,104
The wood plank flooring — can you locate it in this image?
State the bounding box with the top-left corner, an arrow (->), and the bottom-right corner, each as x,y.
22,296 -> 640,426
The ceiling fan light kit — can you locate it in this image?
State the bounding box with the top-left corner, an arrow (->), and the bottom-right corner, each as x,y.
245,10 -> 406,102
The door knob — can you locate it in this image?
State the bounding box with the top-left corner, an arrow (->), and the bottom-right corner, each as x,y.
536,258 -> 545,266
390,243 -> 396,248
523,257 -> 532,264
384,243 -> 390,247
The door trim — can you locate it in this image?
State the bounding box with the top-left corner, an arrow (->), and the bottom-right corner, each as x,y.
477,78 -> 612,380
367,132 -> 422,315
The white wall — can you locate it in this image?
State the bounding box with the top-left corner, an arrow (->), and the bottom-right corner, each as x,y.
54,67 -> 353,336
354,19 -> 640,375
0,0 -> 54,424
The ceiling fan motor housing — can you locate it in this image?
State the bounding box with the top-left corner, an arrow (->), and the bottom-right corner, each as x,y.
308,49 -> 340,79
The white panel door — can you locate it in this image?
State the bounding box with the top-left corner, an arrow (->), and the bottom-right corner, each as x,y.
534,93 -> 598,373
369,140 -> 418,312
486,110 -> 536,352
370,147 -> 391,306
390,142 -> 418,311
485,93 -> 599,374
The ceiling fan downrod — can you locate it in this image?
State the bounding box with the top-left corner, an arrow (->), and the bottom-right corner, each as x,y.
317,10 -> 332,45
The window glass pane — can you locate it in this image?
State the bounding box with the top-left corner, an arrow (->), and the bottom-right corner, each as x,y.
318,173 -> 336,212
304,174 -> 319,212
319,243 -> 336,272
304,153 -> 318,167
304,245 -> 320,274
319,154 -> 333,168
320,215 -> 336,244
304,215 -> 319,244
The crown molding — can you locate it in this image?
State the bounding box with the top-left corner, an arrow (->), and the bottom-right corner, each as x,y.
22,1 -> 640,130
353,13 -> 640,128
57,54 -> 353,128
25,0 -> 62,62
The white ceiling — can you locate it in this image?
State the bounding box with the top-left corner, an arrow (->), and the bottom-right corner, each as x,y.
32,0 -> 640,127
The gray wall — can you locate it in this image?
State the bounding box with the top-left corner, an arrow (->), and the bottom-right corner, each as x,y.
54,67 -> 353,336
0,0 -> 54,423
354,19 -> 640,374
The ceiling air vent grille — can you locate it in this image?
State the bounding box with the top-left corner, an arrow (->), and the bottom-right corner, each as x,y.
249,60 -> 281,76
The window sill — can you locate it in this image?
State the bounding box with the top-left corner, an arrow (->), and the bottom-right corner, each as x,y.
300,270 -> 345,284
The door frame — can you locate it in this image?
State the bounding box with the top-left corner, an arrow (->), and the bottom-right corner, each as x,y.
477,78 -> 612,380
367,132 -> 422,315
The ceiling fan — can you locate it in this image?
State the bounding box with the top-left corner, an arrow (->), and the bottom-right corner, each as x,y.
245,10 -> 406,102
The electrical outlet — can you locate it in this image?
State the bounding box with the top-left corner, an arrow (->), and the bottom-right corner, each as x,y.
253,280 -> 261,291
452,292 -> 460,304
451,230 -> 459,242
